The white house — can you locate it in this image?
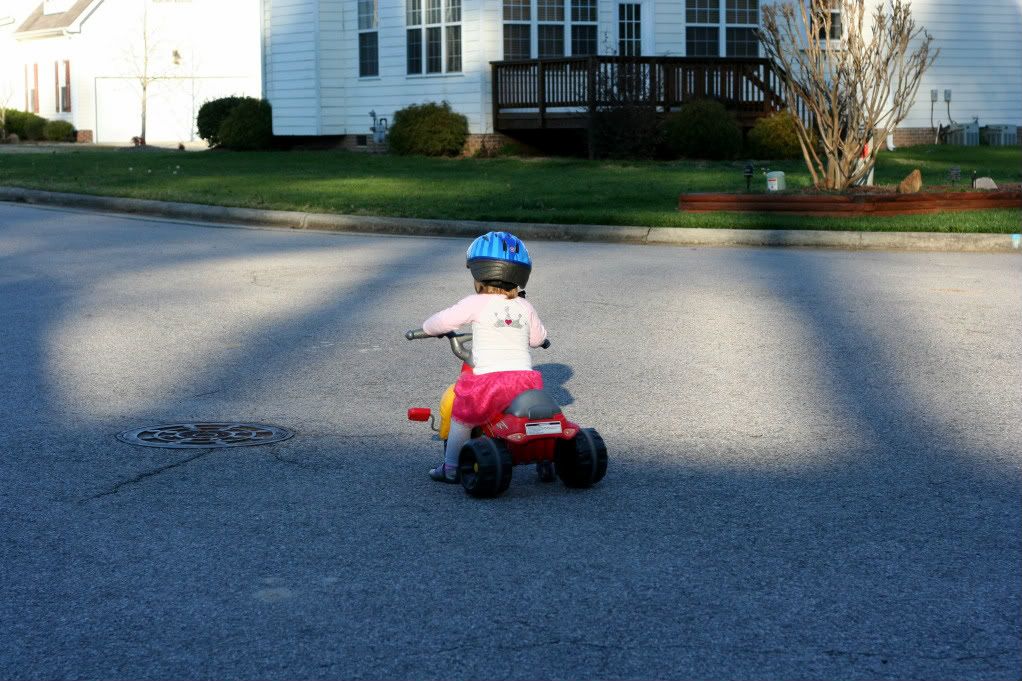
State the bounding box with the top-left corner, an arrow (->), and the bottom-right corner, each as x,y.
2,0 -> 263,144
260,0 -> 1022,146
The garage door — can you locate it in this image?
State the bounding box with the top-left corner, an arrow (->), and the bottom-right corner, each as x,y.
94,78 -> 197,144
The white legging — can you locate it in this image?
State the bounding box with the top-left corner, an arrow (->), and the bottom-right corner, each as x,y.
444,420 -> 473,468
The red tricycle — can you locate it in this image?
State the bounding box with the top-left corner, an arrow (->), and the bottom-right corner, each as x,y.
405,328 -> 608,498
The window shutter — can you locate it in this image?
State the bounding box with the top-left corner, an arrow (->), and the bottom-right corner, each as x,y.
65,61 -> 72,112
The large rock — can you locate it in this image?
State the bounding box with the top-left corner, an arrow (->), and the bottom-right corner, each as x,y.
898,169 -> 922,194
974,176 -> 998,190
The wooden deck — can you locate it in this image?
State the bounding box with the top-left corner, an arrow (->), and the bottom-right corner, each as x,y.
491,56 -> 803,132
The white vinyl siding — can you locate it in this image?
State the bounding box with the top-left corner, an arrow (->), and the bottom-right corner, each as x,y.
885,0 -> 1022,128
267,0 -> 321,134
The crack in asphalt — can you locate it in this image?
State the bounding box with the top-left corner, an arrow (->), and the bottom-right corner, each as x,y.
86,449 -> 217,500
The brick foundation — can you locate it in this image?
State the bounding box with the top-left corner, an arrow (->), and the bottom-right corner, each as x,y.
461,133 -> 520,156
891,127 -> 937,147
339,134 -> 388,153
76,129 -> 93,144
891,126 -> 1022,148
337,132 -> 520,156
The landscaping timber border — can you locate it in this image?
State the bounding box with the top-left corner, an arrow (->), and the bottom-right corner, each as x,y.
678,190 -> 1022,216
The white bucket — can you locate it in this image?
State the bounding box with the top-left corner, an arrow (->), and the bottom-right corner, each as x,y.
766,171 -> 786,192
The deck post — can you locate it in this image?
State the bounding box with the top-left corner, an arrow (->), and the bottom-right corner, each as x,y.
650,58 -> 659,110
586,56 -> 597,160
537,61 -> 547,129
491,64 -> 500,132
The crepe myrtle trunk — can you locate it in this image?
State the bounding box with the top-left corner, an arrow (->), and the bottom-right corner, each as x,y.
759,0 -> 937,190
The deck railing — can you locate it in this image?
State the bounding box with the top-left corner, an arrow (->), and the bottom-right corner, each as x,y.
491,56 -> 808,129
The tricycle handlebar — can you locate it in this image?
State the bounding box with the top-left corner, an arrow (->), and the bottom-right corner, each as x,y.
404,328 -> 549,365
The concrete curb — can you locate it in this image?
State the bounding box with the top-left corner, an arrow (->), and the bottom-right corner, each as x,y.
1,186 -> 1019,252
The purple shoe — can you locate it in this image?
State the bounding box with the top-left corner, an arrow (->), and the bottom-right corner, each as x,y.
429,463 -> 459,483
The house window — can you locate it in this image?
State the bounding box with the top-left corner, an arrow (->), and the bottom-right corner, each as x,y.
359,33 -> 379,76
618,3 -> 641,56
502,0 -> 599,59
407,28 -> 423,73
426,26 -> 442,72
725,27 -> 757,56
537,0 -> 564,56
725,0 -> 759,55
571,0 -> 598,55
503,24 -> 531,60
815,0 -> 841,39
407,0 -> 462,74
54,61 -> 71,113
538,24 -> 564,57
686,0 -> 718,24
504,0 -> 530,21
685,0 -> 759,57
446,24 -> 462,71
686,26 -> 718,55
726,0 -> 757,24
358,0 -> 379,77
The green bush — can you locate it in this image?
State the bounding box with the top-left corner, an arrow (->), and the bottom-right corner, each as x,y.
388,102 -> 469,156
4,109 -> 48,141
662,100 -> 742,160
23,112 -> 47,141
44,120 -> 75,142
593,105 -> 662,159
217,98 -> 273,151
747,111 -> 805,159
197,95 -> 249,146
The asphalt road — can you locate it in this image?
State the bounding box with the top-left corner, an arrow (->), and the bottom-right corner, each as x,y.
1,203 -> 1019,680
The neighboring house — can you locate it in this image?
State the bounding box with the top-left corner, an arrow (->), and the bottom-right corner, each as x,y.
261,0 -> 1021,146
3,0 -> 262,144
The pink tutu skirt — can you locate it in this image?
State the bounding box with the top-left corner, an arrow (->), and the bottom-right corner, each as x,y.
452,370 -> 544,426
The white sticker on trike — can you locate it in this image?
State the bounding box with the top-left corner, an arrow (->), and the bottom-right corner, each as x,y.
525,421 -> 563,436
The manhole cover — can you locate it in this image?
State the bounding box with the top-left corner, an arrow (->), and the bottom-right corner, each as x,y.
117,422 -> 294,449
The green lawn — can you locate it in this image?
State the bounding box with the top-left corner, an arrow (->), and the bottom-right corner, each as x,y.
0,144 -> 1018,232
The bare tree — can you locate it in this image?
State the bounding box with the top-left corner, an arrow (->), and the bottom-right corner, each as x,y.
759,0 -> 937,189
123,0 -> 177,144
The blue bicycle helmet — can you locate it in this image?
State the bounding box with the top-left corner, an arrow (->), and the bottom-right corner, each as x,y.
466,231 -> 532,289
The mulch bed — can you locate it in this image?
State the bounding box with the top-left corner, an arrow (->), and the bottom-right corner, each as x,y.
678,188 -> 1022,216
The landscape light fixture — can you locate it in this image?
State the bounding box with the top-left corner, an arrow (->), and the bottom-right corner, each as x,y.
948,166 -> 961,187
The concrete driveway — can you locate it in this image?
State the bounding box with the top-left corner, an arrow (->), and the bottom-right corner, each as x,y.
1,203 -> 1019,679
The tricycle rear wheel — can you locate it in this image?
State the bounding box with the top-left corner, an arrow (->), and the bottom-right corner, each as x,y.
555,428 -> 608,488
459,437 -> 513,498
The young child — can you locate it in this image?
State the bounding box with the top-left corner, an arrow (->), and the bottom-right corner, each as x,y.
421,231 -> 548,482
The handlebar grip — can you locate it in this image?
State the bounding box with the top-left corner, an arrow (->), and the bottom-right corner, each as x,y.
405,328 -> 432,340
540,339 -> 551,349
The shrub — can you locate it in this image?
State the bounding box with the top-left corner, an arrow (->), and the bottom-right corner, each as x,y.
388,102 -> 469,156
44,120 -> 75,142
217,98 -> 273,150
4,109 -> 49,141
23,112 -> 47,141
197,95 -> 249,146
593,105 -> 661,159
662,99 -> 742,160
747,111 -> 805,159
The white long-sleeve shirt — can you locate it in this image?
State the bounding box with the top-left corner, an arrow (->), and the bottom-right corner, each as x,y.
422,294 -> 547,375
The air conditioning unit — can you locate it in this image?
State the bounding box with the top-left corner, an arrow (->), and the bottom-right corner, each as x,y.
946,121 -> 980,146
980,125 -> 1018,147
